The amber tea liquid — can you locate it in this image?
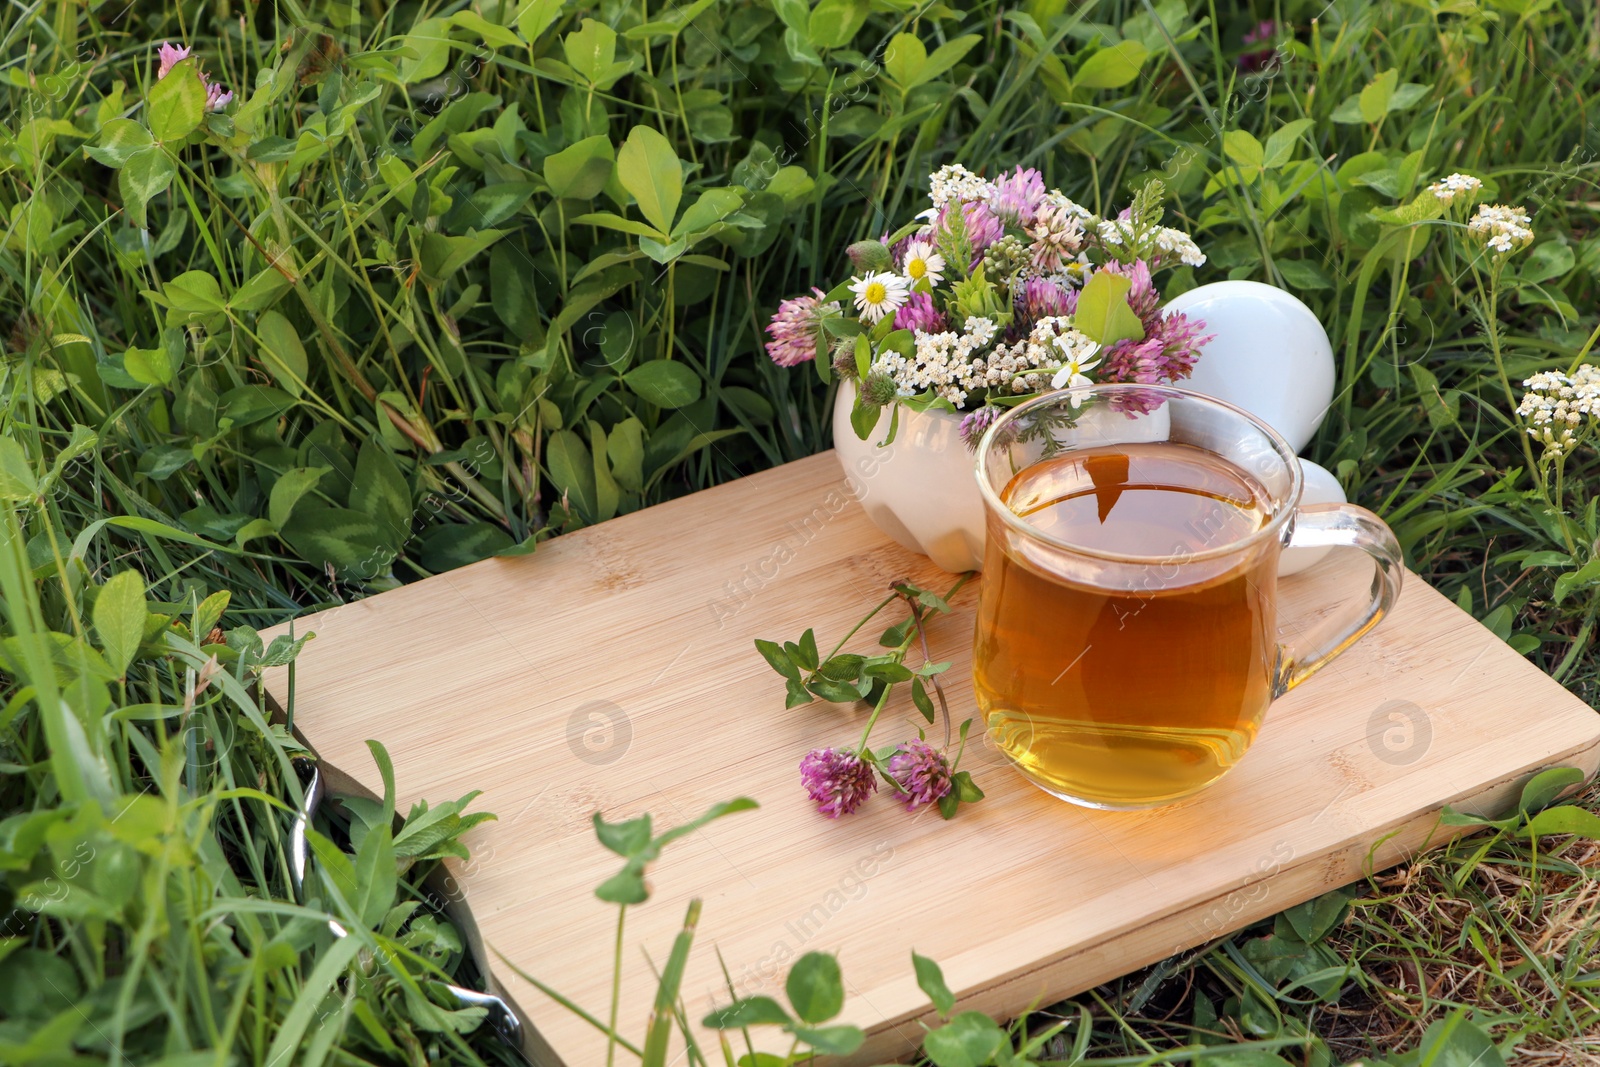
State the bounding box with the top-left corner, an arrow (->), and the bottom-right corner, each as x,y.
974,442 -> 1280,808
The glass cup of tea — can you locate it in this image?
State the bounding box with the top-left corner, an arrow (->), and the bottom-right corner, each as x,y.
972,383 -> 1403,809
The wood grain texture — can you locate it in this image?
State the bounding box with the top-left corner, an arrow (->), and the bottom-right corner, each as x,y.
262,451 -> 1600,1066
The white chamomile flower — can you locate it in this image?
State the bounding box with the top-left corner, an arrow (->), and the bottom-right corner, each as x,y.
849,271 -> 909,324
1057,255 -> 1093,285
1049,335 -> 1101,405
901,240 -> 946,289
914,206 -> 940,222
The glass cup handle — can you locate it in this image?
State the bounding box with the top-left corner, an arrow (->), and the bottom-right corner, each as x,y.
1275,503 -> 1404,695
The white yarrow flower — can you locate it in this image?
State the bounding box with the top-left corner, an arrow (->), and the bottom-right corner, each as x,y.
849,272 -> 909,324
1427,172 -> 1482,204
928,164 -> 992,210
1154,226 -> 1206,267
1518,366 -> 1600,458
1041,190 -> 1094,218
965,316 -> 997,346
901,240 -> 946,288
1467,203 -> 1533,256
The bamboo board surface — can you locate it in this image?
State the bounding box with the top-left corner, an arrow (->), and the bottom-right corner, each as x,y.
262,451 -> 1600,1066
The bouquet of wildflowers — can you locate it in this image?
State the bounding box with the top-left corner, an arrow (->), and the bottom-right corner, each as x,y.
765,166 -> 1214,447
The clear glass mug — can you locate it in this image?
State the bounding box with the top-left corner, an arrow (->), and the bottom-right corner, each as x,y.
972,384 -> 1403,809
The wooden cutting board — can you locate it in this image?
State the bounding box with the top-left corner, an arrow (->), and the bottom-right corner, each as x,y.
261,451 -> 1600,1066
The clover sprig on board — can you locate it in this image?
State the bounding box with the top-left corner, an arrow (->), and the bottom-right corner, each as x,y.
756,576 -> 983,820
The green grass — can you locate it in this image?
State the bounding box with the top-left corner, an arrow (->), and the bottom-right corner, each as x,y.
3,0 -> 1600,1063
1050,782 -> 1600,1064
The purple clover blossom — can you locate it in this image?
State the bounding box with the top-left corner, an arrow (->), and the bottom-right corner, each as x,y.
1019,276 -> 1077,321
894,290 -> 948,334
940,201 -> 1003,263
885,740 -> 953,811
986,166 -> 1048,228
765,288 -> 832,368
1100,259 -> 1161,322
960,200 -> 1005,254
959,405 -> 1004,450
1107,387 -> 1172,417
1100,310 -> 1213,386
157,42 -> 191,80
800,748 -> 877,818
1089,259 -> 1213,388
1101,325 -> 1199,385
1243,20 -> 1276,44
205,83 -> 234,112
1239,21 -> 1280,71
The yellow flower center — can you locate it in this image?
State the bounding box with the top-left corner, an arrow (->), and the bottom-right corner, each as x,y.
865,282 -> 887,303
907,258 -> 927,279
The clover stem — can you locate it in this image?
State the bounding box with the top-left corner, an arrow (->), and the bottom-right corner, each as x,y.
854,672 -> 896,758
823,592 -> 898,664
863,573 -> 974,759
605,904 -> 626,1067
1481,267 -> 1543,484
920,573 -> 973,750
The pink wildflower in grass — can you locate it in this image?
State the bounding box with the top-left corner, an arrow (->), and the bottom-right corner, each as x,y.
1239,21 -> 1280,71
765,288 -> 834,367
885,739 -> 953,811
157,43 -> 191,79
894,290 -> 948,334
156,41 -> 232,112
986,166 -> 1047,227
800,747 -> 876,818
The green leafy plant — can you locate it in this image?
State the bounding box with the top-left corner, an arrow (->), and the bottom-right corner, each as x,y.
703,951 -> 867,1059
498,797 -> 759,1067
0,499 -> 504,1063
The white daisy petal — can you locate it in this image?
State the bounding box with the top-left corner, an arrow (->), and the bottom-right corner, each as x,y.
849,271 -> 910,323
